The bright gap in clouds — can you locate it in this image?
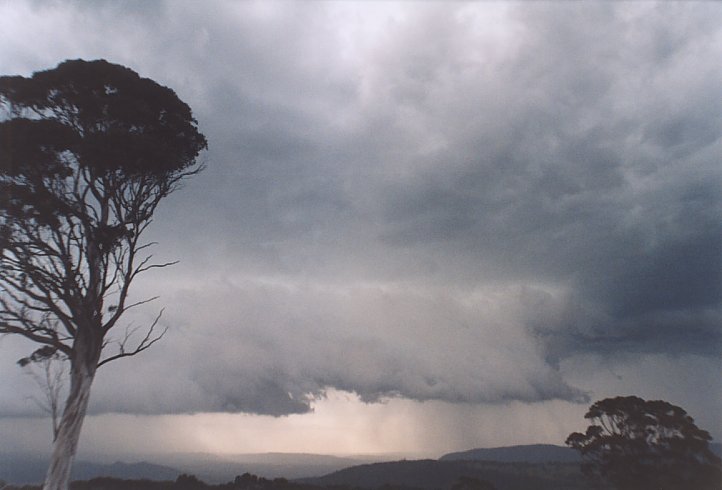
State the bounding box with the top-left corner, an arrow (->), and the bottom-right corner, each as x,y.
63,391 -> 585,459
180,392 -> 581,457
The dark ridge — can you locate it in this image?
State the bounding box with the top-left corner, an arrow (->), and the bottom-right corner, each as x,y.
299,459 -> 598,490
439,444 -> 580,463
0,455 -> 181,486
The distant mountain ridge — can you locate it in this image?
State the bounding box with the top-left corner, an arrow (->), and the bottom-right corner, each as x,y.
440,442 -> 722,463
0,451 -> 372,485
154,452 -> 375,482
0,455 -> 181,485
301,459 -> 594,490
440,444 -> 580,463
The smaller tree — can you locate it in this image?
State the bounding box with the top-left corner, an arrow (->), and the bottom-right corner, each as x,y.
566,395 -> 722,490
450,476 -> 496,490
18,343 -> 67,441
175,474 -> 207,489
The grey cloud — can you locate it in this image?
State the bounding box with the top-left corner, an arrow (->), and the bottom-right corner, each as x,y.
362,3 -> 722,358
73,280 -> 587,416
0,1 -> 720,418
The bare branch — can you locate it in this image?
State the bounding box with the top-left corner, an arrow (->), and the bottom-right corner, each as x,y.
97,309 -> 168,367
102,296 -> 158,332
133,260 -> 179,276
0,322 -> 72,356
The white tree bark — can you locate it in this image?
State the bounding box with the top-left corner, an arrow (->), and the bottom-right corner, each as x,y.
42,355 -> 97,490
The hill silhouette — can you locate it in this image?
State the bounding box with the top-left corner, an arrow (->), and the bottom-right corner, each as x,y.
439,444 -> 580,463
0,455 -> 182,485
300,459 -> 602,490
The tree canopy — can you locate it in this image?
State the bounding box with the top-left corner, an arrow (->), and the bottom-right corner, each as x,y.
566,395 -> 722,490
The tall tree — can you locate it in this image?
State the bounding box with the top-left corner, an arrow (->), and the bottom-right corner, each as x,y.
566,395 -> 722,490
0,59 -> 207,490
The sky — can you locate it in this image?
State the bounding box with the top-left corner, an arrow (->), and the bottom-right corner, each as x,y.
0,0 -> 721,459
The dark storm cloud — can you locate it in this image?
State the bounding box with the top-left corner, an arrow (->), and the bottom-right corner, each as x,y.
0,1 -> 720,418
367,2 -> 722,358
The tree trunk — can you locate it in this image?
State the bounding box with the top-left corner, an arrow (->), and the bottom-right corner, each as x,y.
42,348 -> 98,490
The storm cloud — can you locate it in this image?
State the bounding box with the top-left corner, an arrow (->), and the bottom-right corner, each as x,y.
0,0 -> 720,428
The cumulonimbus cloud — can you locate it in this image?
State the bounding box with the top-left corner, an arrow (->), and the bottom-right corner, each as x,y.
0,1 -> 719,418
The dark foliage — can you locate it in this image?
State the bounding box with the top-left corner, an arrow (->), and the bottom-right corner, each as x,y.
566,395 -> 722,490
0,464 -> 596,490
0,473 -> 409,490
449,476 -> 495,490
0,60 -> 206,177
175,474 -> 206,489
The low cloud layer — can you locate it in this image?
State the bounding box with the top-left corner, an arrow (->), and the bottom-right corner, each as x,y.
86,279 -> 587,416
0,1 -> 720,422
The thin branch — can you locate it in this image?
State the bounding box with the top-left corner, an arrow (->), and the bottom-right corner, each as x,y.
102,296 -> 158,332
133,260 -> 179,276
97,309 -> 168,367
0,322 -> 72,355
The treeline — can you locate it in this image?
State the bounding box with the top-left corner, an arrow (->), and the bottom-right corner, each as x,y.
0,472 -> 444,490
